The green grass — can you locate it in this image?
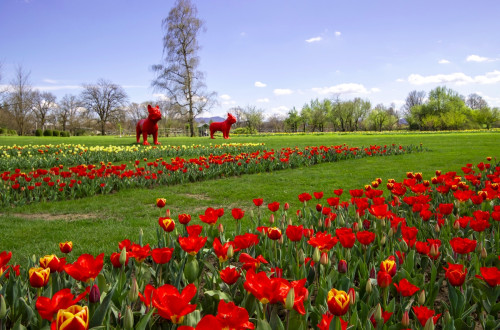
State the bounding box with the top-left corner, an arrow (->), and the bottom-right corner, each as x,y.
0,132 -> 499,264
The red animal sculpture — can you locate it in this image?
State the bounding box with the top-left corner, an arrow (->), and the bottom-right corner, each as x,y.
210,113 -> 237,139
136,105 -> 162,145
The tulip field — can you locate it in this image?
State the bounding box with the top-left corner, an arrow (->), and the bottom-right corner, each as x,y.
0,132 -> 499,329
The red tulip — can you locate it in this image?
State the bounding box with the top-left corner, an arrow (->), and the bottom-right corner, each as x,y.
336,227 -> 355,249
308,231 -> 338,252
327,288 -> 350,316
231,208 -> 245,220
377,271 -> 392,288
412,305 -> 441,327
59,242 -> 73,254
267,201 -> 280,212
233,233 -> 259,251
199,208 -> 218,225
213,238 -> 233,263
220,266 -> 241,285
0,251 -> 12,268
239,253 -> 268,272
179,235 -> 207,256
393,278 -> 420,296
213,300 -> 255,329
64,253 -> 104,283
29,267 -> 51,288
298,192 -> 312,203
449,237 -> 477,255
368,204 -> 389,219
130,244 -> 151,263
158,217 -> 176,232
253,198 -> 263,207
152,283 -> 197,324
186,225 -> 203,236
356,231 -> 376,246
475,267 -> 500,286
314,191 -> 324,199
118,239 -> 132,252
438,203 -> 453,215
370,309 -> 393,328
110,252 -> 129,268
36,288 -> 89,321
380,257 -> 397,276
444,263 -> 467,286
178,213 -> 191,225
152,247 -> 174,264
317,313 -> 348,330
286,224 -> 304,242
138,284 -> 156,308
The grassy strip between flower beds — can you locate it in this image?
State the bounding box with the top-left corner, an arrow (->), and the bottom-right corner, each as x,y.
1,143 -> 422,207
0,158 -> 499,329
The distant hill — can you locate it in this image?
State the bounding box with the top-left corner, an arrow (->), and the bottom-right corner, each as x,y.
195,116 -> 225,124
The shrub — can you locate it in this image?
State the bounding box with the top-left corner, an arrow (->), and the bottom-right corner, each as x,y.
52,130 -> 60,137
35,129 -> 43,136
0,128 -> 6,135
43,129 -> 53,136
8,129 -> 18,136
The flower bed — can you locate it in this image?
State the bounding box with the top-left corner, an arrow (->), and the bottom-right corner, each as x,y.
0,158 -> 499,329
0,143 -> 420,207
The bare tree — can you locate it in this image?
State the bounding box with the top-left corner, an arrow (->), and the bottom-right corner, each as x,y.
56,94 -> 81,133
32,90 -> 57,130
80,79 -> 128,135
466,93 -> 488,110
6,66 -> 36,135
403,90 -> 426,113
152,0 -> 216,137
242,105 -> 264,133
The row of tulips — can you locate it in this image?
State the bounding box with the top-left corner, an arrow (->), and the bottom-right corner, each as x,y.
0,143 -> 421,207
0,143 -> 265,171
1,157 -> 499,329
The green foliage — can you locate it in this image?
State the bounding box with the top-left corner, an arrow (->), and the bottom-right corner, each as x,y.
35,129 -> 43,136
0,128 -> 6,135
52,130 -> 60,137
232,127 -> 256,135
43,129 -> 53,136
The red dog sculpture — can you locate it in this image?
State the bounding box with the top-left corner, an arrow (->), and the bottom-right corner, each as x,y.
210,113 -> 237,139
136,105 -> 162,145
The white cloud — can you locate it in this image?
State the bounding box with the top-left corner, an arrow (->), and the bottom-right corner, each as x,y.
335,31 -> 341,37
256,98 -> 270,103
312,83 -> 370,95
220,94 -> 231,100
34,85 -> 82,91
273,88 -> 293,95
370,87 -> 381,93
153,93 -> 170,101
305,36 -> 322,43
43,79 -> 58,84
438,59 -> 450,64
407,70 -> 500,85
254,81 -> 267,88
466,54 -> 494,62
271,106 -> 289,116
396,78 -> 405,83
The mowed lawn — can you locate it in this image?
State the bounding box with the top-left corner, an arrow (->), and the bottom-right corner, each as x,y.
0,131 -> 499,264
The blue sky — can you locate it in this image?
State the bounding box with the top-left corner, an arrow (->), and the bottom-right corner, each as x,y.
1,0 -> 500,118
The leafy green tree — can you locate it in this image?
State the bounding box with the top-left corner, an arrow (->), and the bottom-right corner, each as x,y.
284,107 -> 301,132
474,107 -> 499,129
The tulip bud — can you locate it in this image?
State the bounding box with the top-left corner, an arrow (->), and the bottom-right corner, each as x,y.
443,310 -> 451,324
218,223 -> 224,234
338,259 -> 348,273
370,266 -> 376,279
184,257 -> 199,284
298,249 -> 305,265
434,223 -> 440,233
124,306 -> 134,330
269,214 -> 275,224
401,310 -> 410,327
365,279 -> 372,294
249,209 -> 254,218
313,247 -> 321,263
89,284 -> 101,303
380,235 -> 386,246
352,222 -> 359,232
0,295 -> 6,319
348,288 -> 356,306
418,290 -> 426,305
423,317 -> 435,330
288,217 -> 293,226
139,228 -> 144,246
318,219 -> 323,228
320,252 -> 329,266
119,247 -> 128,267
227,245 -> 234,259
400,239 -> 408,252
128,277 -> 139,302
374,303 -> 383,323
345,248 -> 351,261
429,244 -> 439,259
284,202 -> 290,211
165,208 -> 171,217
388,227 -> 394,238
285,288 -> 295,311
481,247 -> 487,259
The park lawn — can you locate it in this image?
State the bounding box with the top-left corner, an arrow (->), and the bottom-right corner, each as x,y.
0,131 -> 499,264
